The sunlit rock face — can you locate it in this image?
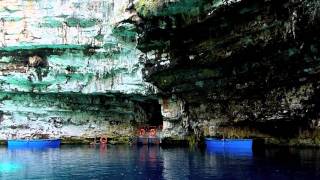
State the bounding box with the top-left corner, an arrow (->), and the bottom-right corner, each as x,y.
0,0 -> 152,94
0,0 -> 161,140
133,0 -> 320,141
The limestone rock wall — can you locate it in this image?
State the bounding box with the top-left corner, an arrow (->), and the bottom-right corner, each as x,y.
0,0 -> 154,94
0,0 -> 161,141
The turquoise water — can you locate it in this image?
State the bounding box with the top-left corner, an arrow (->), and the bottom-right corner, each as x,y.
0,145 -> 320,179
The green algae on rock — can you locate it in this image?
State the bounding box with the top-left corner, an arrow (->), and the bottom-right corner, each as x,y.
0,0 -> 161,143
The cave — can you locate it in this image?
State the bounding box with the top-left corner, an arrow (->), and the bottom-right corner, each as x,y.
1,0 -> 320,179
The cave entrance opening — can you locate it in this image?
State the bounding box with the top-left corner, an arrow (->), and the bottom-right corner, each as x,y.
134,99 -> 163,137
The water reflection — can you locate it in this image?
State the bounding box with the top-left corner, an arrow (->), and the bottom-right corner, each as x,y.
0,145 -> 320,179
251,148 -> 320,179
0,162 -> 22,173
206,147 -> 253,157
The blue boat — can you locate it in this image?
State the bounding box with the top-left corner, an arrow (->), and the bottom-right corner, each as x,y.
7,139 -> 61,149
205,138 -> 253,155
205,138 -> 253,149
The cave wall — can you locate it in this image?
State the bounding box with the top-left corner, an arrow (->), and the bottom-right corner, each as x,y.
3,0 -> 320,145
0,0 -> 161,141
0,92 -> 159,140
130,0 -> 320,143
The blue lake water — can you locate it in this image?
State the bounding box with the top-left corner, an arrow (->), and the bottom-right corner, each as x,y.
0,145 -> 320,180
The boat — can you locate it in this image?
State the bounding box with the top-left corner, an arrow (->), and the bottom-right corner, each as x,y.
205,138 -> 253,149
7,139 -> 61,149
205,138 -> 253,155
